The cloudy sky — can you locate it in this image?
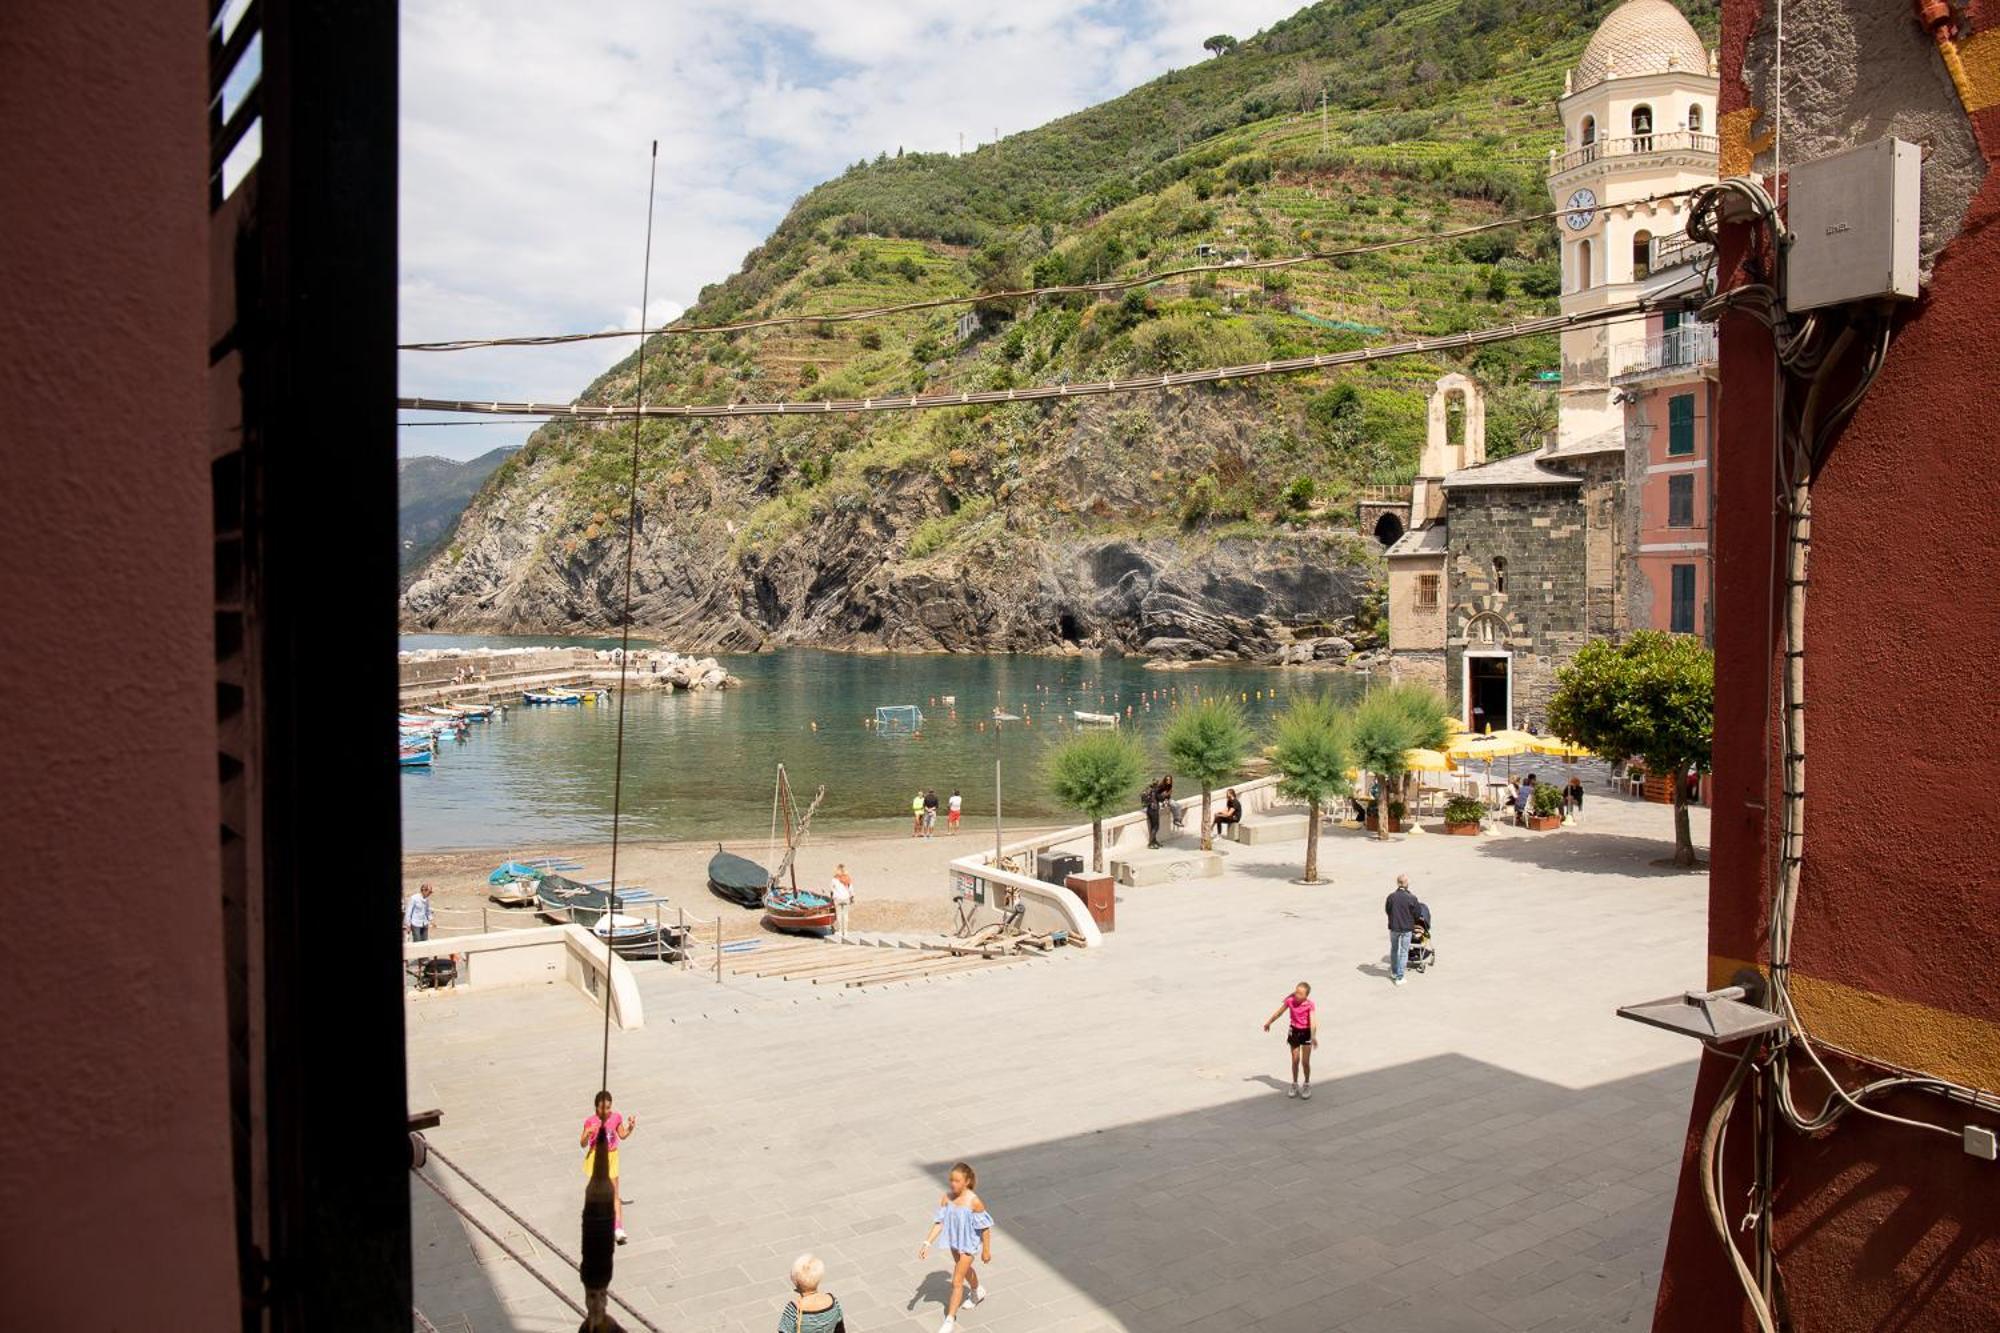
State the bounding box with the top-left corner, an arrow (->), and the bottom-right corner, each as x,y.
397,0 -> 1306,461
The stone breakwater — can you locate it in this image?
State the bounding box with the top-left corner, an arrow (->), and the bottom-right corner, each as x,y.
398,645 -> 737,705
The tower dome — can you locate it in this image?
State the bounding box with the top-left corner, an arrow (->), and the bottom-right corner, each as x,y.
1572,0 -> 1709,93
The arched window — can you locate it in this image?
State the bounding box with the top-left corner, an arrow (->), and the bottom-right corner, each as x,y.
1580,115 -> 1597,146
1632,104 -> 1654,150
1687,103 -> 1704,134
1575,238 -> 1593,291
1632,229 -> 1653,281
1445,390 -> 1467,448
1492,556 -> 1508,594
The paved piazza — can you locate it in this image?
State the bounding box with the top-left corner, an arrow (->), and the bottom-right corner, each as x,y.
410,795 -> 1711,1332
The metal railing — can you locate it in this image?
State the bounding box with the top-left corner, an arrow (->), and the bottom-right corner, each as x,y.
1612,323 -> 1718,381
1550,131 -> 1719,175
1651,231 -> 1713,272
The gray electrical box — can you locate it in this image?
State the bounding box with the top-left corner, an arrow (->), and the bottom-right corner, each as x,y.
1785,137 -> 1921,312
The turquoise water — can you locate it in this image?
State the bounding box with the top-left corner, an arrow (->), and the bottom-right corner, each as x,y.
399,643 -> 1363,851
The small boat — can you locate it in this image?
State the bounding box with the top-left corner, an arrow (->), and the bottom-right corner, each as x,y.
534,873 -> 661,927
591,912 -> 688,960
398,749 -> 433,768
762,885 -> 836,936
1073,710 -> 1119,726
707,847 -> 772,909
522,690 -> 584,705
487,857 -> 582,885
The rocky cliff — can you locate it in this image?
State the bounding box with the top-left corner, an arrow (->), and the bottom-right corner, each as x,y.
403,2 -> 1681,658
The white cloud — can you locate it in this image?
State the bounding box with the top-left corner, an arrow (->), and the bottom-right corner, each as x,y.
398,0 -> 1303,459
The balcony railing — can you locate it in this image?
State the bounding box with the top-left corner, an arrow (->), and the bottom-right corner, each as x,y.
1550,131 -> 1719,175
1650,230 -> 1713,272
1612,323 -> 1718,382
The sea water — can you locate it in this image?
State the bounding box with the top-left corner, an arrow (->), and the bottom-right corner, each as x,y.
398,642 -> 1363,851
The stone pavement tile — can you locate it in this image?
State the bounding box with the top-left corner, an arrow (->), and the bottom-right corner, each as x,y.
1340,1294 -> 1510,1332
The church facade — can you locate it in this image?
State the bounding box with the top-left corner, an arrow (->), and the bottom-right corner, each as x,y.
1385,0 -> 1719,726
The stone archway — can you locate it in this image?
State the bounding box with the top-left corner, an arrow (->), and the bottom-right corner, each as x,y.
1373,510 -> 1405,546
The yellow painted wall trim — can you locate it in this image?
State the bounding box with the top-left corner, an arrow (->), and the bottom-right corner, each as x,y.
1955,28 -> 2000,114
1708,954 -> 2000,1094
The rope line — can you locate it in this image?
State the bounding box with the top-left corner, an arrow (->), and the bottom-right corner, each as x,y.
411,1167 -> 586,1318
397,297 -> 1681,422
426,1143 -> 665,1333
412,1306 -> 441,1333
398,188 -> 1706,351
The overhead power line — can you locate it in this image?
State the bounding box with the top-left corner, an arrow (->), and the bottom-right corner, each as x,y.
398,296 -> 1683,421
397,188 -> 1703,352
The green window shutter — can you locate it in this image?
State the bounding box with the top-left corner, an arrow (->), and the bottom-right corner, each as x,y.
1667,393 -> 1695,456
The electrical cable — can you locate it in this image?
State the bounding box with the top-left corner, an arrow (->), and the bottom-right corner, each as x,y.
397,188 -> 1710,351
411,1166 -> 587,1319
425,1143 -> 664,1333
397,297 -> 1682,421
1700,1041 -> 1779,1333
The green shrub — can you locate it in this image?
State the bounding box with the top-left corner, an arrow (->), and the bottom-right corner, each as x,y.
1444,795 -> 1487,825
1181,474 -> 1218,527
1282,476 -> 1317,510
1531,784 -> 1565,817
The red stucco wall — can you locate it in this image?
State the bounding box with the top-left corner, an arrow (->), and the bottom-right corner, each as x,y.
1653,2 -> 2000,1329
0,2 -> 239,1325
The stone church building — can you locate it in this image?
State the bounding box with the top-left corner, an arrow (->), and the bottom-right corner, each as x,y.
1385,0 -> 1718,728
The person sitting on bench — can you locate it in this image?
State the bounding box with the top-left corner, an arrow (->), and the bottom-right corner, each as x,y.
1210,788 -> 1243,838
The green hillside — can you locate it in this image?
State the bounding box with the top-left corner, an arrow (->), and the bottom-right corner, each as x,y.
409,0 -> 1717,650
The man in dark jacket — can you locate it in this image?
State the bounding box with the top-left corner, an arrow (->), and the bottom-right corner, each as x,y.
1385,874 -> 1430,986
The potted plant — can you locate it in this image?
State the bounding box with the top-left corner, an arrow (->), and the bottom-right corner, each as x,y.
1365,800 -> 1406,834
1527,783 -> 1565,831
1443,795 -> 1486,835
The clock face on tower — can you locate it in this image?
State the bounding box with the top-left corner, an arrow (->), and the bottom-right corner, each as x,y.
1565,188 -> 1598,231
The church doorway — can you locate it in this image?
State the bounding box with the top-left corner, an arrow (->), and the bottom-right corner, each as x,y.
1466,653 -> 1511,732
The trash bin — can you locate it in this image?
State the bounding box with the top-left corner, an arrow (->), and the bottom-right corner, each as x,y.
1037,851 -> 1084,887
1064,873 -> 1115,932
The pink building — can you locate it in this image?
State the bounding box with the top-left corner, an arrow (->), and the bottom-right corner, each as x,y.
1613,306 -> 1717,640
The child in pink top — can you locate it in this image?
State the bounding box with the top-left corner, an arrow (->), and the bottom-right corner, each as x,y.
1262,982 -> 1319,1099
580,1089 -> 638,1243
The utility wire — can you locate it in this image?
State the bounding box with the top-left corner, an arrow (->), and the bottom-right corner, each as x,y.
397,298 -> 1679,421
426,1143 -> 664,1333
411,1167 -> 586,1319
397,188 -> 1706,351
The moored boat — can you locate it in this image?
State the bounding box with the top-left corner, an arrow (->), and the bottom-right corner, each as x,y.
706,847 -> 772,908
398,749 -> 433,768
762,885 -> 836,935
591,912 -> 687,960
1072,710 -> 1119,726
534,873 -> 661,927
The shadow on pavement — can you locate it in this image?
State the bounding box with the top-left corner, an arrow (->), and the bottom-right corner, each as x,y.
1472,830 -> 1707,878
924,1053 -> 1695,1332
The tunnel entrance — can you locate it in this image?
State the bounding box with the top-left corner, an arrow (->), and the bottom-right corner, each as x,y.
1373,511 -> 1406,546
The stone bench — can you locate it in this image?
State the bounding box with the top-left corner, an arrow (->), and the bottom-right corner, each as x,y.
1107,847 -> 1224,887
1226,813 -> 1311,845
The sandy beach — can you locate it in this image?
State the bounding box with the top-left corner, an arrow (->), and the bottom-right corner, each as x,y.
402,819 -> 1062,941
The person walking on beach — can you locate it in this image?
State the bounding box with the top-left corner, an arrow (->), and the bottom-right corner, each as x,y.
829,864 -> 854,942
923,789 -> 941,838
918,1161 -> 993,1333
947,788 -> 962,834
580,1089 -> 637,1243
1262,981 -> 1319,1098
778,1253 -> 846,1332
1385,874 -> 1429,987
405,883 -> 435,943
912,790 -> 926,837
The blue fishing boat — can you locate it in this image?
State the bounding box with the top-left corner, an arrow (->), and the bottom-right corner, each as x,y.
398,749 -> 433,768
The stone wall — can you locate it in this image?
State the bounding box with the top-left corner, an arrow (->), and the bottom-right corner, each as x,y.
1443,457 -> 1626,726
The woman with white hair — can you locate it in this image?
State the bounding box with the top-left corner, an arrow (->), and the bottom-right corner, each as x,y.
778,1252 -> 845,1332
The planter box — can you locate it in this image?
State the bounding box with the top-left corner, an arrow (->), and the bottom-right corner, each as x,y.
1443,821 -> 1482,836
1364,811 -> 1405,833
1527,814 -> 1563,831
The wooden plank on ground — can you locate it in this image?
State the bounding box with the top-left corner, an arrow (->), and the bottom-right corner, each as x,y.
845,957 -> 1023,988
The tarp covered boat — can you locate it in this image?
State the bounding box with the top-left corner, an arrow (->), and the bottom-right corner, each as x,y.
534,873 -> 660,927
706,847 -> 771,908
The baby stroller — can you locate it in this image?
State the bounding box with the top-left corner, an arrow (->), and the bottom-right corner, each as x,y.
1407,922 -> 1436,974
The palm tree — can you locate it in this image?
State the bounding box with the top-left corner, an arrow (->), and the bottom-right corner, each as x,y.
1270,694 -> 1353,884
1163,697 -> 1252,850
1046,730 -> 1148,873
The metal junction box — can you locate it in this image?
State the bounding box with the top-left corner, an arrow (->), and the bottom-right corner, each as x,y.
1785,137 -> 1921,312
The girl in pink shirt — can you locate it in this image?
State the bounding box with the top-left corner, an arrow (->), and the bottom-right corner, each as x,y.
1262,982 -> 1319,1099
580,1089 -> 638,1243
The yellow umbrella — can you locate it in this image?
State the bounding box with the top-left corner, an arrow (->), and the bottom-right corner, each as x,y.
1528,735 -> 1592,759
1447,731 -> 1530,760
1441,716 -> 1468,734
1404,748 -> 1452,773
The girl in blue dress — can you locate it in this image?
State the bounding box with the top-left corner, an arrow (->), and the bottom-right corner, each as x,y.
917,1161 -> 993,1333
